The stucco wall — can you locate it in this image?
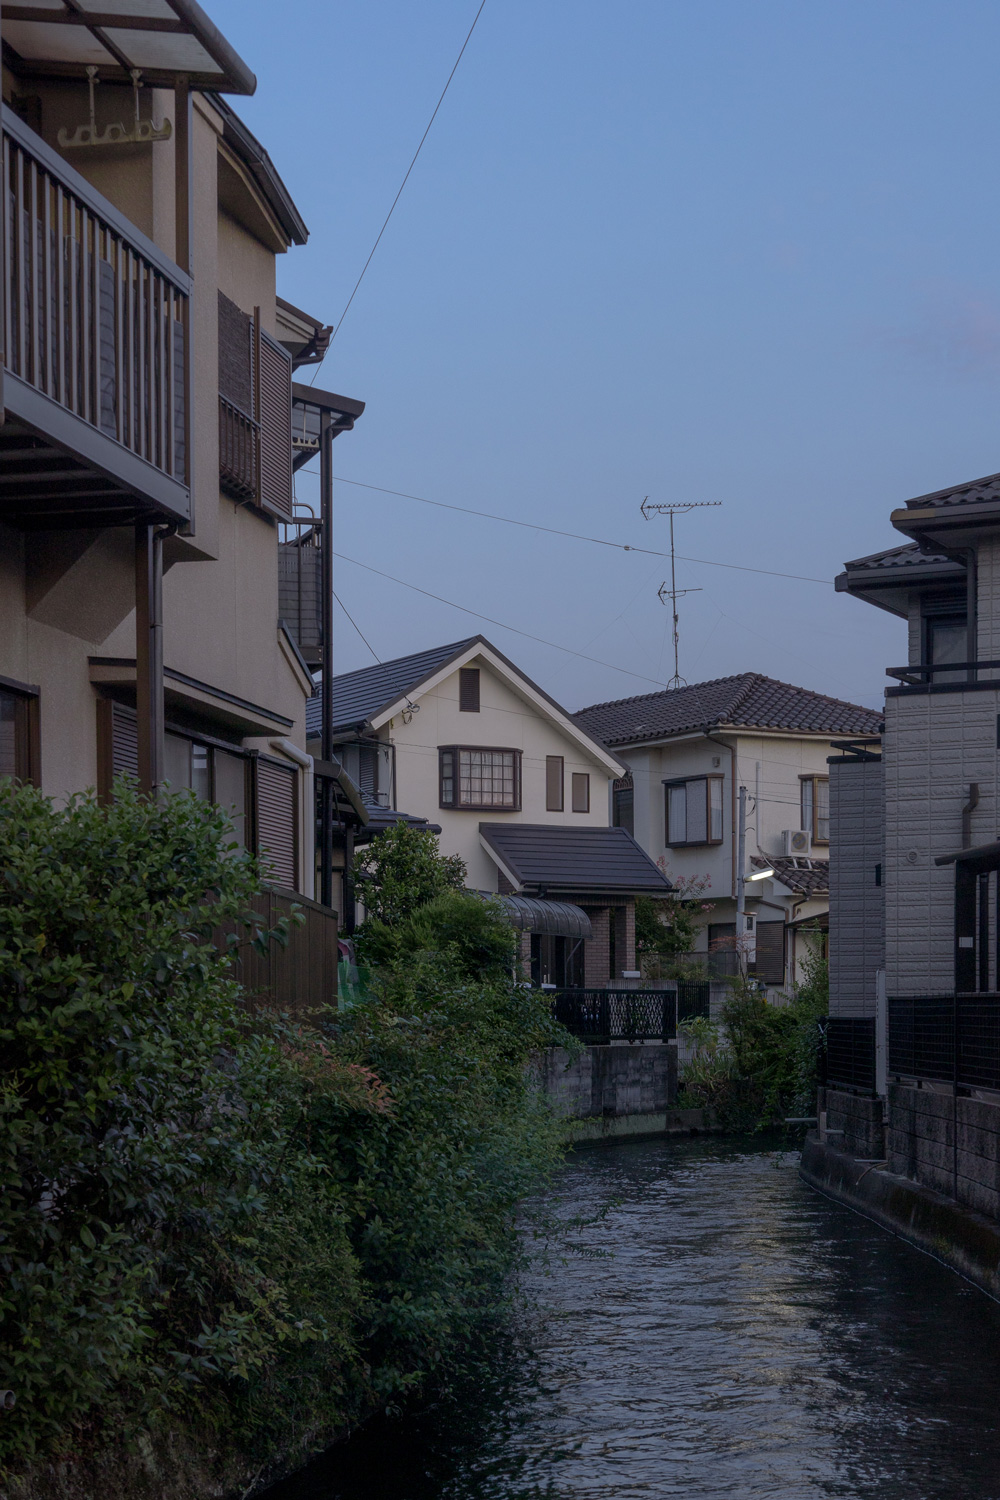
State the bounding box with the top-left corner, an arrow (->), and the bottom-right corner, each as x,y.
828,758 -> 884,1016
387,659 -> 616,889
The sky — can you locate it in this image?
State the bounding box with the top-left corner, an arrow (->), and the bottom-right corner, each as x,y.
209,0 -> 1000,713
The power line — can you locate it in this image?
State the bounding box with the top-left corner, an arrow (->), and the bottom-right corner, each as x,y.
326,0 -> 487,351
334,551 -> 671,687
333,591 -> 381,664
331,476 -> 831,584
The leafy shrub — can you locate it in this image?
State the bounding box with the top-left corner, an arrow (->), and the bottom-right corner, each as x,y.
354,823 -> 466,927
357,888 -> 517,979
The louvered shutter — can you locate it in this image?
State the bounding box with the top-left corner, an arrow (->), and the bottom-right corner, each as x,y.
255,756 -> 298,890
258,330 -> 293,518
112,703 -> 139,783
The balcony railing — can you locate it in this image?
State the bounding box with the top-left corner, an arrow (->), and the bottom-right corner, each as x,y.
219,394 -> 259,500
886,661 -> 1000,687
3,110 -> 189,494
552,988 -> 677,1044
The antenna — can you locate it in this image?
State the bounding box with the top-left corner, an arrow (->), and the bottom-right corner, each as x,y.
641,497 -> 722,690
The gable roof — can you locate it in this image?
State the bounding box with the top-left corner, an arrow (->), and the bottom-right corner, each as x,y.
573,674 -> 882,748
308,635 -> 624,774
479,823 -> 673,896
901,471 -> 1000,512
306,638 -> 478,738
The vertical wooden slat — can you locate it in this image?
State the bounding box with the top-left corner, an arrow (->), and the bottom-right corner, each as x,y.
124,245 -> 134,449
165,286 -> 174,476
28,159 -> 39,388
42,164 -> 51,397
55,183 -> 65,406
3,136 -> 14,389
15,145 -> 25,379
89,211 -> 99,426
114,234 -> 123,441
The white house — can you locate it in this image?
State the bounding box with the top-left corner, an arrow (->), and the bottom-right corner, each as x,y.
573,674 -> 882,989
307,636 -> 673,986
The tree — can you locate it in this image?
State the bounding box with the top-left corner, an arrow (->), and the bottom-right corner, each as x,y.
634,874 -> 714,975
354,822 -> 466,927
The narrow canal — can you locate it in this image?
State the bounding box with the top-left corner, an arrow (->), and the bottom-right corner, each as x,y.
265,1136 -> 1000,1499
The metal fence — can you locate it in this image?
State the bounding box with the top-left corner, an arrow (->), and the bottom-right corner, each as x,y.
888,994 -> 1000,1092
823,1016 -> 877,1093
677,980 -> 711,1022
553,988 -> 677,1045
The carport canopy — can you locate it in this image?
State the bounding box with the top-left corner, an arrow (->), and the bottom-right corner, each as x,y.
500,895 -> 592,939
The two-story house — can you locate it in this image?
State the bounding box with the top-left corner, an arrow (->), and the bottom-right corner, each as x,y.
306,636 -> 673,984
823,471 -> 1000,1217
0,4 -> 362,903
573,676 -> 882,989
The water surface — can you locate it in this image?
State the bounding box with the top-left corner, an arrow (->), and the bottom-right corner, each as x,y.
266,1136 -> 1000,1499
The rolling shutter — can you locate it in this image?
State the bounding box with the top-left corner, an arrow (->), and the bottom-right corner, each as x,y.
754,922 -> 785,986
258,330 -> 293,519
111,703 -> 139,782
255,755 -> 298,890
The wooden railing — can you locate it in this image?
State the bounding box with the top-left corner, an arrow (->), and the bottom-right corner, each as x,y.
219,885 -> 339,1021
219,394 -> 259,500
3,110 -> 189,482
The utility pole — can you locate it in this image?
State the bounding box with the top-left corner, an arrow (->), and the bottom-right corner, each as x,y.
736,784 -> 747,925
642,496 -> 721,689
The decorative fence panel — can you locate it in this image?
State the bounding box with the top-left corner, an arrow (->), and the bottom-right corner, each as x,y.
217,885 -> 338,1021
552,988 -> 676,1045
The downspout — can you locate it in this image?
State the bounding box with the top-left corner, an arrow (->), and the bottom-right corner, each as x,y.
702,725 -> 737,900
961,784 -> 980,850
270,738 -> 315,900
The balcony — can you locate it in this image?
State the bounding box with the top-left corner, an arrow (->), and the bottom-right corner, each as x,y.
886,660 -> 998,689
0,111 -> 191,530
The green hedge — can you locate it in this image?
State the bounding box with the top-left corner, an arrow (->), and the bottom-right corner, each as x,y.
0,788 -> 565,1491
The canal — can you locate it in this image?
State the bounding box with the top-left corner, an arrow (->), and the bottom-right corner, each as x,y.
265,1135 -> 1000,1499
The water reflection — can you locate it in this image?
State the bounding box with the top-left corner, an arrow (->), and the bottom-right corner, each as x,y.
265,1136 -> 1000,1499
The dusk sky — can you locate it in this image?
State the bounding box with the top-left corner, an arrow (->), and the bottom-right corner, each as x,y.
211,0 -> 1000,712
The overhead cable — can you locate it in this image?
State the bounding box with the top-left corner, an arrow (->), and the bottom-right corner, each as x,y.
332,476 -> 831,584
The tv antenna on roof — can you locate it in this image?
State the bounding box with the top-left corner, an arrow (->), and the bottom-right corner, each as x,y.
640,497 -> 722,689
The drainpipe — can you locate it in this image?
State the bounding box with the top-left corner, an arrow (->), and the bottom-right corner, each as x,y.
961,784 -> 979,850
702,726 -> 737,900
270,739 -> 314,900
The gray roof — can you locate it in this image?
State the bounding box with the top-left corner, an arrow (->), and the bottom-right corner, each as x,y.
480,823 -> 673,896
306,637 -> 478,737
751,855 -> 828,897
903,471 -> 1000,511
842,542 -> 957,574
573,674 -> 882,748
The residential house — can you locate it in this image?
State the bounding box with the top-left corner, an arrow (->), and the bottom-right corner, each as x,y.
573,676 -> 882,989
306,635 -> 673,983
826,471 -> 1000,1206
0,4 -> 362,909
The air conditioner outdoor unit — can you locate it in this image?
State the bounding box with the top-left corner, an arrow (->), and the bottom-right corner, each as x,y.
782,829 -> 812,857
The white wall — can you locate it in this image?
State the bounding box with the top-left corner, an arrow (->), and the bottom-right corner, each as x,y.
385,658 -> 616,889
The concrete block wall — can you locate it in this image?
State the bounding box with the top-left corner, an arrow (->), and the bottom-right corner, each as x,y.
822,1086 -> 885,1158
889,1082 -> 1000,1220
883,687 -> 1000,994
537,1042 -> 677,1120
829,759 -> 884,1016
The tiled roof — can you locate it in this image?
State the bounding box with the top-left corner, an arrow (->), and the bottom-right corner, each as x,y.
751,855 -> 828,897
306,637 -> 479,736
904,471 -> 1000,511
479,823 -> 673,896
572,674 -> 882,748
842,542 -> 956,573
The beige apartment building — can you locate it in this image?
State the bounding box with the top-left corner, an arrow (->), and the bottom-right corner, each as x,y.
0,3 -> 361,899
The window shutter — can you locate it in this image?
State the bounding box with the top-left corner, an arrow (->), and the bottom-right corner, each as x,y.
111,703 -> 139,783
459,667 -> 480,712
546,755 -> 564,811
754,922 -> 785,985
258,330 -> 293,519
255,756 -> 298,890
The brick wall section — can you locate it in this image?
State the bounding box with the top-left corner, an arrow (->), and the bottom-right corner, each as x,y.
537,1042 -> 677,1119
829,759 -> 884,1016
497,869 -> 515,895
889,1082 -> 1000,1220
822,1086 -> 885,1158
583,907 -> 610,985
883,687 -> 1000,994
618,901 -> 636,973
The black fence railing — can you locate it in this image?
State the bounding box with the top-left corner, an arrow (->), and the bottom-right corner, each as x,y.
552,988 -> 676,1045
887,994 -> 1000,1092
823,1016 -> 877,1093
677,980 -> 711,1022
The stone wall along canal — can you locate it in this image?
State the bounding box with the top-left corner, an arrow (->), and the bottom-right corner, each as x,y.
265,1136 -> 1000,1499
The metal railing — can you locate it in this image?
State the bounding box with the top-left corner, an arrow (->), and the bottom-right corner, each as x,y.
3,111 -> 189,481
886,660 -> 1000,687
219,394 -> 259,500
823,1016 -> 877,1093
552,988 -> 676,1044
888,994 -> 1000,1092
677,980 -> 711,1022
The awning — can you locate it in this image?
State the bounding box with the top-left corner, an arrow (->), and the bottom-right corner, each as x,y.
2,1 -> 256,94
500,896 -> 592,939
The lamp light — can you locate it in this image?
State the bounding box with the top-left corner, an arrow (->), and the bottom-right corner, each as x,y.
747,866 -> 774,881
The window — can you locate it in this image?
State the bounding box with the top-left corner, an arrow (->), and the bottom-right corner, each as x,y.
439,746 -> 521,809
546,755 -> 564,811
571,772 -> 590,813
459,667 -> 481,712
0,683 -> 37,784
801,776 -> 830,845
613,777 -> 634,836
531,934 -> 585,989
925,612 -> 968,683
163,731 -> 248,846
665,776 -> 723,846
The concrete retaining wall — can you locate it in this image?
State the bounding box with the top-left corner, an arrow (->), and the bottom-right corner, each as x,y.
822,1085 -> 885,1159
535,1042 -> 713,1142
888,1081 -> 1000,1221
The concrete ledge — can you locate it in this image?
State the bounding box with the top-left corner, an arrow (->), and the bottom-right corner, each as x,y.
568,1106 -> 719,1145
800,1135 -> 1000,1301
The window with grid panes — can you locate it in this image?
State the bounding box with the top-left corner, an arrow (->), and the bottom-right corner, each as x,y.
439,746 -> 521,809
